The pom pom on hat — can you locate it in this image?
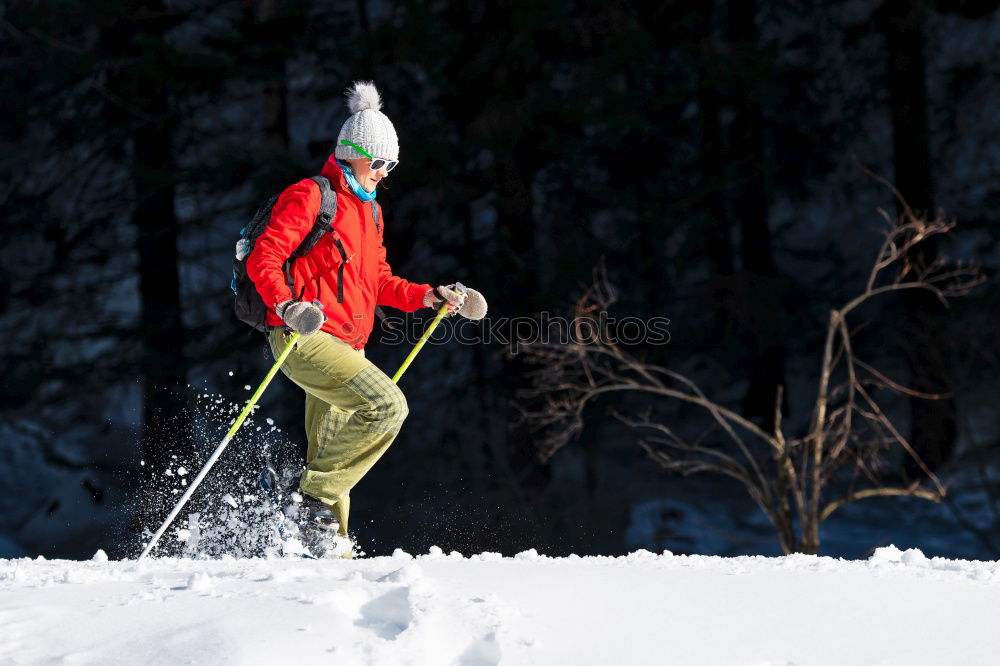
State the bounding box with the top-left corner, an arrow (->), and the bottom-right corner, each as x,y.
336,80 -> 398,161
346,81 -> 382,114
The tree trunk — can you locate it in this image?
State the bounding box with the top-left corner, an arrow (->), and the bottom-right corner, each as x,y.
102,1 -> 192,538
696,2 -> 736,342
725,0 -> 787,431
255,0 -> 289,151
799,516 -> 819,555
880,0 -> 956,476
356,0 -> 370,32
134,121 -> 190,534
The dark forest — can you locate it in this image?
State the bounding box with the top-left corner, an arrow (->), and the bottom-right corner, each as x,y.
1,0 -> 998,561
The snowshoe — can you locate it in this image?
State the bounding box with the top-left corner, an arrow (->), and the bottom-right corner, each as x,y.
258,455 -> 354,558
284,492 -> 354,560
288,493 -> 354,559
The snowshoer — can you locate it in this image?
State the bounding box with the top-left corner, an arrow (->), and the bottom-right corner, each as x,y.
246,81 -> 465,556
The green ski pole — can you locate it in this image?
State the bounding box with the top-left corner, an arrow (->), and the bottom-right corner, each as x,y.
391,283 -> 465,383
138,331 -> 301,560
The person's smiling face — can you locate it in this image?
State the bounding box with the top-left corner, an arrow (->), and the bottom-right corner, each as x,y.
346,158 -> 390,193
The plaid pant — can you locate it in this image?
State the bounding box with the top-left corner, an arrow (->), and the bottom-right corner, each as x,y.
268,329 -> 408,536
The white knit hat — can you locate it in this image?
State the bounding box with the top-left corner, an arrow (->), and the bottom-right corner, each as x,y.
334,81 -> 399,161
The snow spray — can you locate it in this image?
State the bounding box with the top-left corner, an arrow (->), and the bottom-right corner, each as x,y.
138,332 -> 301,559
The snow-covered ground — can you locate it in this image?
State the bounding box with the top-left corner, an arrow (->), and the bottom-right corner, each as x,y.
2,546 -> 999,666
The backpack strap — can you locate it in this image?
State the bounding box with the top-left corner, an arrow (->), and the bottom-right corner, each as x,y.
288,176 -> 337,260
281,175 -> 348,304
315,176 -> 349,303
312,175 -> 338,233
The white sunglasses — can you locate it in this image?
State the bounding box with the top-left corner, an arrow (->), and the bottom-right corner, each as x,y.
369,158 -> 399,172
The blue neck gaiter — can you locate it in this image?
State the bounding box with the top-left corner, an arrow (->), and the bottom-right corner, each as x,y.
337,160 -> 377,202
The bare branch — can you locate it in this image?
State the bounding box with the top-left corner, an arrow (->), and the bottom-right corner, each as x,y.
853,381 -> 946,494
854,358 -> 950,400
615,409 -> 758,490
820,485 -> 944,522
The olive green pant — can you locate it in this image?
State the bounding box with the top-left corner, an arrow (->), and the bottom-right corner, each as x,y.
268,329 -> 408,536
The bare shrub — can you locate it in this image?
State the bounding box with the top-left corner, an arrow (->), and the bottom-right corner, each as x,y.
517,207 -> 982,554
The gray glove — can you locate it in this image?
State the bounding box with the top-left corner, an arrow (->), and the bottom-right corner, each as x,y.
276,300 -> 326,336
423,284 -> 466,313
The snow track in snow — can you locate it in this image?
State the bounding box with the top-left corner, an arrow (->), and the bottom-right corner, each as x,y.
1,546 -> 999,665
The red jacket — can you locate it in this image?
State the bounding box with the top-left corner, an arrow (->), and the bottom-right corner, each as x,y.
246,155 -> 430,348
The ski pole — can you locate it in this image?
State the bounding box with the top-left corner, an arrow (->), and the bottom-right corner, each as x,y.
391,283 -> 465,383
138,331 -> 301,560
